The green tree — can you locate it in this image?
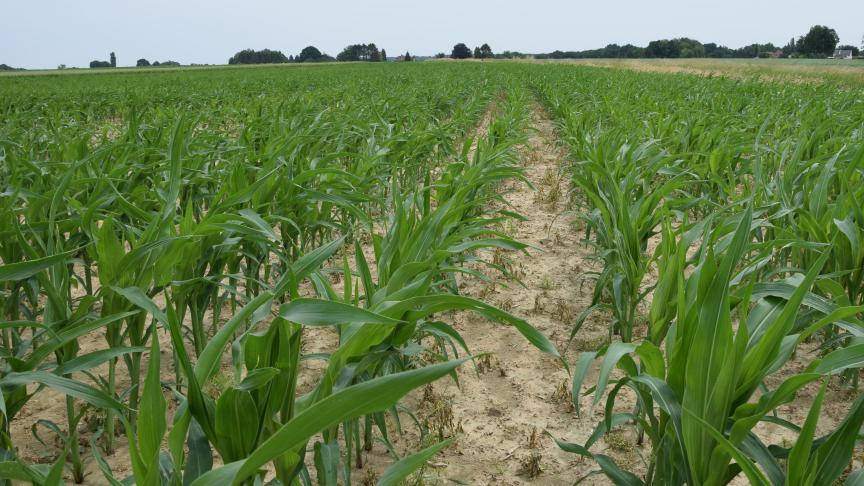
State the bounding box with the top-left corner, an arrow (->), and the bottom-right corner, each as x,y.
228,48 -> 288,65
797,25 -> 839,57
136,58 -> 150,67
646,39 -> 680,58
782,37 -> 796,56
380,48 -> 387,61
678,38 -> 704,57
836,44 -> 860,56
479,43 -> 493,58
110,52 -> 116,67
297,45 -> 327,62
451,43 -> 472,59
404,51 -> 412,61
336,44 -> 381,62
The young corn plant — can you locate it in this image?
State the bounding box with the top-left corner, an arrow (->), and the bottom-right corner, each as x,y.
570,140 -> 683,343
561,207 -> 864,485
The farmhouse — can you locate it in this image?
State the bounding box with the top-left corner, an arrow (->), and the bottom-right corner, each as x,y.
833,49 -> 853,59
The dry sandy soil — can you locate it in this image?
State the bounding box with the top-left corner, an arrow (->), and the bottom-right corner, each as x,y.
9,98 -> 863,484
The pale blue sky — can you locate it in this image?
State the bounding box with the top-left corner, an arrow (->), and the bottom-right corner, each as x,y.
2,0 -> 862,69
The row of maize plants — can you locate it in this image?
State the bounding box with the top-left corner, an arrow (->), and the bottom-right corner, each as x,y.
532,65 -> 864,484
0,63 -> 557,484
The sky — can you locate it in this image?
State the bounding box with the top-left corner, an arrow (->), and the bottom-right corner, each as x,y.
2,0 -> 863,69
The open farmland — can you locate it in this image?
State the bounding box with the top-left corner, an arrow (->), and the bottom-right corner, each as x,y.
1,61 -> 863,485
536,57 -> 864,86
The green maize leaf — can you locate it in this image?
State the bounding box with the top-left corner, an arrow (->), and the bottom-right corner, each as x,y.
683,408 -> 770,486
798,305 -> 864,342
138,331 -> 166,467
24,311 -> 138,368
571,351 -> 597,416
594,454 -> 645,486
279,298 -> 399,326
44,449 -> 66,486
90,431 -> 126,486
0,371 -> 123,410
845,469 -> 864,486
0,250 -> 74,282
381,294 -> 559,357
811,395 -> 864,484
313,440 -> 339,486
191,358 -> 468,486
52,346 -> 147,376
236,367 -> 280,391
787,381 -> 826,485
629,375 -> 690,482
593,343 -> 637,408
0,461 -> 41,482
214,388 -> 259,462
811,344 -> 864,374
183,418 -> 213,486
738,434 -> 784,486
376,438 -> 453,486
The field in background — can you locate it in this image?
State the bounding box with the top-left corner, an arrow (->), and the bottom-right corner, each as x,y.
5,56 -> 864,84
1,61 -> 863,485
539,57 -> 864,85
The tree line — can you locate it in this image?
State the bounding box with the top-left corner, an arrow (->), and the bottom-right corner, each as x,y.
228,44 -> 421,65
445,43 -> 494,59
136,59 -> 181,67
229,44 -> 394,65
535,26 -> 859,60
16,25 -> 862,71
89,52 -> 116,68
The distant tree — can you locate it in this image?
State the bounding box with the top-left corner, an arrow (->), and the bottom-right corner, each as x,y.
57,64 -> 67,70
495,50 -> 526,59
154,60 -> 180,67
110,52 -> 116,67
136,58 -> 150,67
780,37 -> 796,57
797,25 -> 839,57
337,43 -> 381,62
380,48 -> 387,61
678,38 -> 704,57
435,52 -> 446,58
404,51 -> 412,61
228,48 -> 289,64
479,43 -> 493,58
646,39 -> 680,58
89,60 -> 112,68
472,46 -> 481,58
153,61 -> 160,66
289,55 -> 295,62
297,45 -> 327,62
451,43 -> 472,59
837,44 -> 861,56
0,64 -> 17,71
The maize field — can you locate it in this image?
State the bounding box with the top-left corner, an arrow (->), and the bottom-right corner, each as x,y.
0,62 -> 862,485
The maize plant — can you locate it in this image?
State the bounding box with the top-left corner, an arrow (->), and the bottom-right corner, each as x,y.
561,208 -> 864,485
